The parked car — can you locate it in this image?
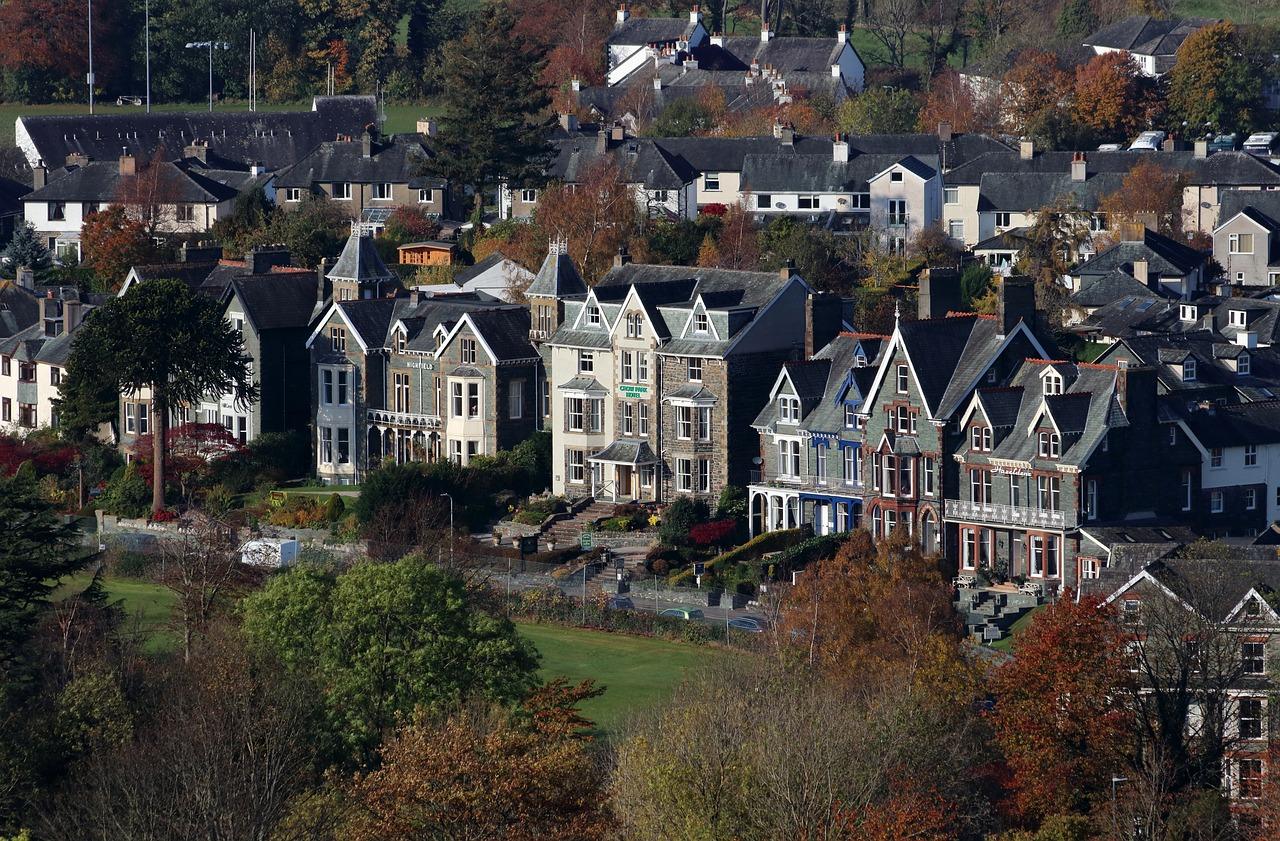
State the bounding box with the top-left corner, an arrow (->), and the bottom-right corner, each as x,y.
606,596 -> 635,611
659,607 -> 705,621
727,616 -> 767,633
1208,133 -> 1239,152
1097,143 -> 1124,152
1128,130 -> 1166,151
1244,132 -> 1280,157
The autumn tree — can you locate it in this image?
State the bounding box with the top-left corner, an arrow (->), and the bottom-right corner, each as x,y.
114,153 -> 192,240
1016,198 -> 1094,326
918,69 -> 995,135
1002,50 -> 1071,136
1168,21 -> 1262,133
1098,159 -> 1187,241
836,88 -> 921,135
79,206 -> 156,292
342,679 -> 611,841
1072,51 -> 1157,141
513,0 -> 614,87
533,159 -> 640,283
705,201 -> 760,271
989,593 -> 1135,823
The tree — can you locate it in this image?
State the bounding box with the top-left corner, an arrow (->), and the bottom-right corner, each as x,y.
1016,198 -> 1094,326
342,680 -> 612,841
864,0 -> 915,68
1056,0 -> 1097,42
709,202 -> 761,271
1168,21 -> 1261,133
1002,50 -> 1071,136
51,354 -> 120,443
79,206 -> 156,291
258,195 -> 352,265
989,593 -> 1135,823
423,7 -> 552,217
1098,160 -> 1186,241
241,556 -> 540,760
1071,51 -> 1156,141
0,222 -> 51,280
646,97 -> 716,137
63,279 -> 257,514
918,69 -> 991,135
533,159 -> 640,283
157,520 -> 255,662
836,88 -> 921,135
960,262 -> 994,309
381,205 -> 440,247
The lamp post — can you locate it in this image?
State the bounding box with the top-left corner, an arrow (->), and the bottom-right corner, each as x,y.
86,0 -> 94,114
185,41 -> 230,112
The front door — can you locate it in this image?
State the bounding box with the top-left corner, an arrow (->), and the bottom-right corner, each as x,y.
616,466 -> 633,501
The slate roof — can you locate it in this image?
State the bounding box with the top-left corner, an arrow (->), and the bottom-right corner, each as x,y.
977,171 -> 1124,212
1074,229 -> 1207,279
756,332 -> 886,433
329,233 -> 394,282
16,95 -> 377,170
1141,557 -> 1280,621
23,160 -> 242,204
274,134 -> 443,188
128,261 -> 221,294
0,177 -> 30,218
897,314 -> 1014,418
1099,331 -> 1280,402
973,227 -> 1031,253
1072,270 -> 1166,309
716,36 -> 845,73
1219,190 -> 1280,228
1077,296 -> 1181,340
227,273 -> 321,332
0,281 -> 41,339
394,294 -> 521,354
1084,16 -> 1216,72
463,308 -> 538,362
608,16 -> 697,45
947,150 -> 1280,189
526,249 -> 588,298
1214,296 -> 1280,346
548,136 -> 696,189
578,77 -> 782,122
1180,400 -> 1280,448
333,298 -> 400,350
590,439 -> 659,464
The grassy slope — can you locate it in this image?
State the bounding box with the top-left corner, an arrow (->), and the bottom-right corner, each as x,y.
516,621 -> 715,732
988,604 -> 1043,653
55,571 -> 177,651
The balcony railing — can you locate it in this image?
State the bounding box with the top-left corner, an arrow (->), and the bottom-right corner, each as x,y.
366,408 -> 441,429
944,498 -> 1067,529
749,470 -> 864,493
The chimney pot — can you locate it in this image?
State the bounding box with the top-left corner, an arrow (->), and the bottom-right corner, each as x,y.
760,21 -> 771,42
1071,152 -> 1087,182
1133,258 -> 1150,287
837,23 -> 847,44
613,245 -> 631,268
616,3 -> 629,24
119,154 -> 136,176
1019,139 -> 1034,161
690,5 -> 701,24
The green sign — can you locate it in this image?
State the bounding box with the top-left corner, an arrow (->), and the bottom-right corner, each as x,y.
580,531 -> 594,550
619,384 -> 649,398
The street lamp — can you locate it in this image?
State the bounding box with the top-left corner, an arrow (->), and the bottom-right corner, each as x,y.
185,41 -> 230,112
86,0 -> 94,114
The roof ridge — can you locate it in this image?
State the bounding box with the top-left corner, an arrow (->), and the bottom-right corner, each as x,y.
1023,357 -> 1071,365
943,311 -> 993,320
839,330 -> 889,339
1078,361 -> 1119,370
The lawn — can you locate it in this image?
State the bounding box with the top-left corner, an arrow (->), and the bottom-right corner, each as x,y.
989,604 -> 1043,653
516,621 -> 717,732
55,571 -> 177,652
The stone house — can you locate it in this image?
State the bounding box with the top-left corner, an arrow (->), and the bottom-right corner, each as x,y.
606,4 -> 708,86
1178,400 -> 1280,538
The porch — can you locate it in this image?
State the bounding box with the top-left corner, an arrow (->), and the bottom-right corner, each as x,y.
588,440 -> 659,503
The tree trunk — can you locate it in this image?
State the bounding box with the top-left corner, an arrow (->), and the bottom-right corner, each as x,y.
152,392 -> 167,515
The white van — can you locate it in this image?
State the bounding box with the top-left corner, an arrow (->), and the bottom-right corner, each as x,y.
1244,132 -> 1280,157
240,538 -> 300,568
1128,130 -> 1166,151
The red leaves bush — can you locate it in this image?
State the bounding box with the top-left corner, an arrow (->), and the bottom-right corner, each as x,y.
688,518 -> 736,547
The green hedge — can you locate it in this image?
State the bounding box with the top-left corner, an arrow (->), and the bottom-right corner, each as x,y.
706,527 -> 811,570
767,533 -> 847,577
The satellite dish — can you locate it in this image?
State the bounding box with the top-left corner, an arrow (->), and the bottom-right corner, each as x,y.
775,202 -> 785,209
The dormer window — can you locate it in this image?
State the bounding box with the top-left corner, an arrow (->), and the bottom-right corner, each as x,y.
1180,304 -> 1197,323
895,364 -> 908,394
1182,358 -> 1197,382
1038,431 -> 1060,459
854,352 -> 867,367
844,405 -> 856,428
585,303 -> 601,326
778,396 -> 801,424
1230,309 -> 1248,328
1043,372 -> 1063,396
1239,353 -> 1251,376
971,425 -> 992,451
395,330 -> 406,353
693,312 -> 708,333
1246,598 -> 1262,617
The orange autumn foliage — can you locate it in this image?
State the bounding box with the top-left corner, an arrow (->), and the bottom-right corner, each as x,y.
1072,51 -> 1157,139
1002,50 -> 1071,135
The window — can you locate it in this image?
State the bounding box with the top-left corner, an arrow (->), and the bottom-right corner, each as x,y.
1247,488 -> 1258,510
1230,309 -> 1248,327
418,188 -> 434,203
1239,698 -> 1264,739
467,382 -> 480,417
815,444 -> 827,481
1211,490 -> 1224,513
1,398 -> 9,422
970,469 -> 992,504
521,188 -> 537,203
677,458 -> 692,491
320,427 -> 333,464
585,303 -> 601,326
757,193 -> 771,209
895,364 -> 908,394
944,186 -> 958,204
923,456 -> 936,496
844,405 -> 856,428
777,439 -> 801,478
47,202 -> 65,221
890,170 -> 903,183
1239,354 -> 1252,376
1240,759 -> 1263,799
1182,358 -> 1196,382
461,338 -> 477,364
394,373 -> 410,412
49,367 -> 60,386
844,447 -> 859,485
887,199 -> 907,225
638,403 -> 649,435
1038,431 -> 1060,459
687,357 -> 703,381
330,327 -> 347,352
637,352 -> 649,382
1183,470 -> 1193,511
948,219 -> 964,240
508,379 -> 524,419
569,450 -> 585,483
677,406 -> 693,440
626,313 -> 642,338
1085,479 -> 1098,520
449,440 -> 463,464
175,204 -> 195,223
621,351 -> 634,382
1169,425 -> 1178,446
1009,476 -> 1021,508
1082,558 -> 1100,580
1230,232 -> 1255,254
1,357 -> 7,376
1037,476 -> 1060,510
778,396 -> 801,424
332,182 -> 351,200
1211,448 -> 1223,468
1029,535 -> 1059,578
452,382 -> 464,417
1243,642 -> 1266,674
395,330 -> 406,354
125,402 -> 150,435
372,182 -> 393,200
577,351 -> 594,374
1246,444 -> 1258,466
971,425 -> 992,451
284,188 -> 302,202
1180,304 -> 1197,323
994,212 -> 1011,229
698,406 -> 711,441
697,458 -> 711,493
704,172 -> 720,191
337,371 -> 348,404
693,312 -> 709,333
621,402 -> 634,436
1043,373 -> 1062,395
798,194 -> 817,210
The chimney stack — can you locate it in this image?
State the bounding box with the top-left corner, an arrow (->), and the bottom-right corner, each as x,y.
1194,139 -> 1208,159
62,298 -> 82,335
837,24 -> 847,44
999,275 -> 1036,337
1115,364 -> 1157,425
1071,152 -> 1087,182
1133,259 -> 1149,287
65,152 -> 89,168
616,3 -> 629,24
710,33 -> 724,47
570,78 -> 581,92
779,258 -> 796,280
15,266 -> 34,290
918,267 -> 962,320
416,118 -> 436,137
613,245 -> 631,268
832,134 -> 849,163
1019,140 -> 1034,161
610,122 -> 625,142
119,153 -> 136,176
246,245 -> 291,275
937,121 -> 952,142
777,122 -> 795,146
689,4 -> 701,23
39,291 -> 61,337
31,161 -> 46,190
317,258 -> 332,306
361,128 -> 373,158
596,128 -> 610,154
559,112 -> 579,132
653,75 -> 663,90
184,140 -> 208,163
805,292 -> 842,358
1120,222 -> 1146,244
760,21 -> 771,42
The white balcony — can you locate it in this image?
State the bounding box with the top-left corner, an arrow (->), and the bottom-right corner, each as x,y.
944,498 -> 1066,529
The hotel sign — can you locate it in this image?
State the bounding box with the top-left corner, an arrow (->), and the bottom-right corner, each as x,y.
618,384 -> 649,398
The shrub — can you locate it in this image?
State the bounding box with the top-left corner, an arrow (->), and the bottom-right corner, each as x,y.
99,463 -> 151,518
203,483 -> 237,517
110,549 -> 155,578
707,527 -> 810,569
598,516 -> 636,533
715,484 -> 747,520
658,496 -> 709,546
322,492 -> 346,522
769,533 -> 846,577
688,518 -> 737,547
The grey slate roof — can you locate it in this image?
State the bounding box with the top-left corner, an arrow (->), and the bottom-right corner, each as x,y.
0,177 -> 30,218
1074,229 -> 1207,279
1219,190 -> 1280,228
590,439 -> 659,464
274,134 -> 443,188
948,150 -> 1280,189
328,233 -> 394,282
741,152 -> 936,193
717,36 -> 844,74
228,273 -> 321,332
1100,331 -> 1280,401
24,160 -> 241,204
526,250 -> 587,298
896,314 -> 1012,418
977,171 -> 1124,212
1083,16 -> 1216,72
548,136 -> 696,190
464,307 -> 537,362
608,17 -> 696,45
1180,400 -> 1280,448
1072,270 -> 1166,309
0,282 -> 41,339
16,95 -> 377,170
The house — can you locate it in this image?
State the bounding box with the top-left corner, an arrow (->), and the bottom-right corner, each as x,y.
436,252 -> 533,303
539,249 -> 840,503
1095,331 -> 1280,405
1082,15 -> 1217,77
1178,400 -> 1280,537
20,154 -> 261,260
1068,223 -> 1209,307
273,129 -> 450,230
1213,190 -> 1280,287
0,287 -> 94,433
397,241 -> 456,267
607,4 -> 709,86
14,95 -> 377,171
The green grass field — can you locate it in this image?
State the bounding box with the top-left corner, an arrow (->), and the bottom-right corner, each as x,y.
0,100 -> 440,149
989,605 -> 1043,653
55,571 -> 177,651
516,621 -> 716,732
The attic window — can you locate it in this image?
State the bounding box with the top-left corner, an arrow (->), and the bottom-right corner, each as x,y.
626,313 -> 642,338
890,171 -> 903,183
585,303 -> 601,326
854,352 -> 867,367
1180,304 -> 1196,323
1182,358 -> 1197,382
1246,598 -> 1262,617
1037,431 -> 1060,459
1230,310 -> 1248,327
693,312 -> 708,333
778,396 -> 801,424
1043,372 -> 1063,396
1239,353 -> 1251,376
395,330 -> 406,354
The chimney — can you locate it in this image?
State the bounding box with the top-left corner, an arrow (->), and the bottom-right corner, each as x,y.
616,3 -> 629,24
1071,152 -> 1087,182
119,153 -> 136,176
805,292 -> 842,357
1133,259 -> 1149,287
416,118 -> 436,137
31,161 -> 46,189
1235,330 -> 1259,349
779,258 -> 796,280
690,4 -> 701,23
613,245 -> 631,268
760,21 -> 771,42
832,134 -> 849,163
246,245 -> 291,275
1115,365 -> 1157,425
653,75 -> 663,90
65,152 -> 89,167
184,140 -> 207,163
180,242 -> 223,263
316,258 -> 332,306
1120,222 -> 1146,244
250,162 -> 264,177
597,128 -> 610,154
1162,138 -> 1175,152
15,266 -> 34,290
610,122 -> 625,142
1194,139 -> 1208,159
937,121 -> 952,143
778,122 -> 795,146
710,33 -> 723,47
361,129 -> 373,158
39,291 -> 61,337
559,112 -> 579,133
684,58 -> 699,71
62,298 -> 82,335
918,267 -> 962,320
1019,140 -> 1034,161
837,23 -> 847,44
999,275 -> 1036,337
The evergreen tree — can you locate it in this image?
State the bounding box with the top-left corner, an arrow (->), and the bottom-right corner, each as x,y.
422,6 -> 553,216
1168,21 -> 1261,132
0,222 -> 51,280
1056,0 -> 1097,42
